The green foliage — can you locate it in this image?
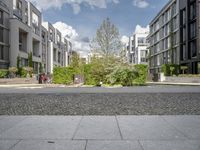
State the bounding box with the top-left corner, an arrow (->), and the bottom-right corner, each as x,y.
161,64 -> 179,76
20,67 -> 28,78
52,56 -> 148,86
92,18 -> 122,57
28,52 -> 33,67
83,64 -> 96,85
106,65 -> 135,86
8,67 -> 18,78
161,64 -> 170,76
17,56 -> 21,75
0,69 -> 8,78
133,64 -> 148,85
53,67 -> 74,84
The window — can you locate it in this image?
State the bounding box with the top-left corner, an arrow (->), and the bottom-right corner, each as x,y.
50,29 -> 53,42
20,58 -> 28,67
181,44 -> 186,60
53,49 -> 57,61
0,27 -> 3,43
190,22 -> 196,39
0,10 -> 3,25
58,52 -> 61,63
190,2 -> 196,20
181,9 -> 186,25
0,45 -> 3,60
190,41 -> 197,57
32,12 -> 39,26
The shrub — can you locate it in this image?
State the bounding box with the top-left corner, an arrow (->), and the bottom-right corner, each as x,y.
20,67 -> 28,78
161,64 -> 170,76
162,64 -> 180,76
0,69 -> 8,78
106,65 -> 135,86
83,64 -> 96,85
133,64 -> 148,85
8,67 -> 18,78
53,67 -> 74,84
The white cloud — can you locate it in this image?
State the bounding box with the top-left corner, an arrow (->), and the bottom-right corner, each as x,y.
133,0 -> 149,8
28,0 -> 119,14
134,25 -> 149,34
53,21 -> 90,56
121,36 -> 129,45
53,21 -> 78,39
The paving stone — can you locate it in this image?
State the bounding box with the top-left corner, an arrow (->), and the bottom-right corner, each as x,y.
0,116 -> 27,134
117,116 -> 186,140
0,116 -> 82,140
74,116 -> 121,140
0,140 -> 19,150
86,140 -> 142,150
163,116 -> 200,139
11,140 -> 86,150
140,140 -> 200,150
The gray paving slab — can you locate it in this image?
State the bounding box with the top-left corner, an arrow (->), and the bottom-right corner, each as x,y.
117,116 -> 186,140
163,116 -> 200,139
0,140 -> 19,150
10,140 -> 86,150
0,116 -> 82,140
0,116 -> 27,134
74,116 -> 121,140
140,140 -> 200,150
86,140 -> 142,150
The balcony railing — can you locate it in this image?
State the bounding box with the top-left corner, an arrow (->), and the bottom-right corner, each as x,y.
13,9 -> 22,19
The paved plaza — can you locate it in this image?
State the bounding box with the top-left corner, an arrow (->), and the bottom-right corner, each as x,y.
0,115 -> 200,150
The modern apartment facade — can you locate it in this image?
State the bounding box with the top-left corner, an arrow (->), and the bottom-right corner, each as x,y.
127,32 -> 149,64
0,0 -> 72,74
148,0 -> 200,74
0,0 -> 13,69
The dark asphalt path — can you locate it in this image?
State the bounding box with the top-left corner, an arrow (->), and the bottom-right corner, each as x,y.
0,85 -> 200,115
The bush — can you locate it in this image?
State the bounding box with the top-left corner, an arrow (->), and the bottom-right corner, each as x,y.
20,67 -> 28,78
0,69 -> 8,78
161,64 -> 170,76
83,64 -> 96,85
106,65 -> 135,86
133,64 -> 148,85
8,67 -> 18,78
162,64 -> 180,76
53,67 -> 74,84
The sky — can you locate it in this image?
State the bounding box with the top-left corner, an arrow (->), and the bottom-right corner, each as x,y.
28,0 -> 169,56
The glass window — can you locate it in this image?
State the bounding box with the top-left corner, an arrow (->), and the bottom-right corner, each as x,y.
190,2 -> 196,20
32,12 -> 39,26
190,22 -> 196,39
0,10 -> 3,25
190,41 -> 197,57
0,27 -> 3,43
0,45 -> 3,60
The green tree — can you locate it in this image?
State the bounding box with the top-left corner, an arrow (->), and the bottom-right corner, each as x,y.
92,18 -> 122,57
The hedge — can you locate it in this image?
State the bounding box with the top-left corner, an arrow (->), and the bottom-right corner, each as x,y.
0,69 -> 8,78
53,67 -> 74,84
133,64 -> 148,85
161,64 -> 180,76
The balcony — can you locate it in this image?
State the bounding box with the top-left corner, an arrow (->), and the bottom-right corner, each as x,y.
13,9 -> 22,19
32,23 -> 40,36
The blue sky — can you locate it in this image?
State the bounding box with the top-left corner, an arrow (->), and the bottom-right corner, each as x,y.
29,0 -> 169,55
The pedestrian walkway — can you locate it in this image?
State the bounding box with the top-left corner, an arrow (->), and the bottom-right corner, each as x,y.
0,116 -> 200,150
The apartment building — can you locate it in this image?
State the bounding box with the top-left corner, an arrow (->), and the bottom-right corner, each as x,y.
148,0 -> 200,74
127,31 -> 149,64
179,0 -> 200,74
0,0 -> 72,74
0,0 -> 13,69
